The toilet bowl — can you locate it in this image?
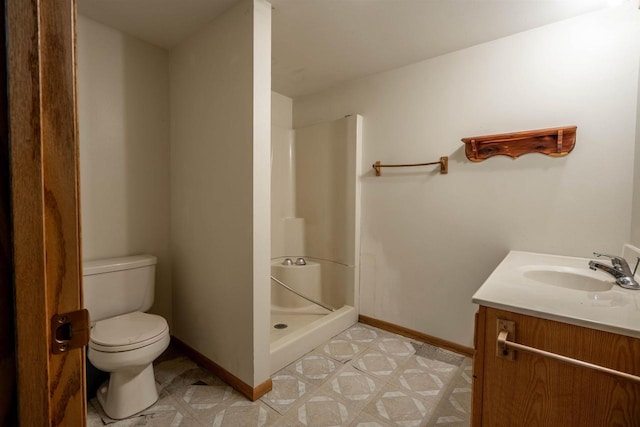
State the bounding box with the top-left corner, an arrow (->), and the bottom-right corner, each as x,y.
88,312 -> 169,419
83,255 -> 169,420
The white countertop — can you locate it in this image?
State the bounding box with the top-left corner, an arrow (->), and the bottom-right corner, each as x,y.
472,250 -> 640,339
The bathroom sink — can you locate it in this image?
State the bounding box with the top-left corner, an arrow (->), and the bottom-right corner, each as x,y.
472,250 -> 640,339
520,266 -> 614,292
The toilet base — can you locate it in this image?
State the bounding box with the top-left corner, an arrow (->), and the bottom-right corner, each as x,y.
96,363 -> 159,420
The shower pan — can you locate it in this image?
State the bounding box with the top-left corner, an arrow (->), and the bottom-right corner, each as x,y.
269,114 -> 362,373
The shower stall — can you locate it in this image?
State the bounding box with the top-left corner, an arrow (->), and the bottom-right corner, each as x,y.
270,113 -> 362,373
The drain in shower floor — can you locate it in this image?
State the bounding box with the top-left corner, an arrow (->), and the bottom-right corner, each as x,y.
273,323 -> 288,329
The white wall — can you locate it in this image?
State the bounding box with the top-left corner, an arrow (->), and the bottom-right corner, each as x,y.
632,48 -> 640,247
252,0 -> 272,386
77,16 -> 172,324
170,0 -> 271,386
294,5 -> 640,347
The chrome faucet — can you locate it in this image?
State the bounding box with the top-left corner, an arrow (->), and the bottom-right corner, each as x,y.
588,252 -> 640,290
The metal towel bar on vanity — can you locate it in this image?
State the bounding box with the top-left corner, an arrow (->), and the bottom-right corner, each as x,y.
497,330 -> 640,384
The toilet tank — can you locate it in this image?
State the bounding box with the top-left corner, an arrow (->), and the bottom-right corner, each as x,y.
83,255 -> 157,323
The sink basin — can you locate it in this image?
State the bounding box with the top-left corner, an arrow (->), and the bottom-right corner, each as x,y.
472,250 -> 640,339
521,266 -> 614,292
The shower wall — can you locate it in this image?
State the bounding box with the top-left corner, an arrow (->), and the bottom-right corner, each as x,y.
295,119 -> 358,267
271,106 -> 362,309
295,118 -> 361,309
271,93 -> 300,257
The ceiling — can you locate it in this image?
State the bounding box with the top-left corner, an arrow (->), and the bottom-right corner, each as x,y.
77,0 -> 613,98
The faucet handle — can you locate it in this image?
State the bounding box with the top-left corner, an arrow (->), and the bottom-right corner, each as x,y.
593,252 -> 620,260
593,252 -> 627,271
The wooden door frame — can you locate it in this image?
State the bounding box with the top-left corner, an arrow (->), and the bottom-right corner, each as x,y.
0,0 -> 16,423
7,0 -> 86,425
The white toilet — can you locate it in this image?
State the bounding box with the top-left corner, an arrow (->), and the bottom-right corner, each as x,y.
83,255 -> 170,420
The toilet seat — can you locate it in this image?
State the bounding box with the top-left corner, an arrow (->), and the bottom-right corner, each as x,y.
90,312 -> 168,353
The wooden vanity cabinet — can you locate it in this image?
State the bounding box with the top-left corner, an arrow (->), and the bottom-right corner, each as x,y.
472,306 -> 640,427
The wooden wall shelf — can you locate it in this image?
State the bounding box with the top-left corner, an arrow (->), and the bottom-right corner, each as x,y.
461,126 -> 577,162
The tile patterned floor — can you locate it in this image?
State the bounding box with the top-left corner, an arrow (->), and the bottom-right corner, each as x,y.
88,323 -> 472,427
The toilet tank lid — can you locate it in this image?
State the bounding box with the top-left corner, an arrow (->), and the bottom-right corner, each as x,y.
83,255 -> 157,276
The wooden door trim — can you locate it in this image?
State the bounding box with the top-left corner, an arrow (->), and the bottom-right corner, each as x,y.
0,0 -> 17,423
7,0 -> 85,424
8,0 -> 51,422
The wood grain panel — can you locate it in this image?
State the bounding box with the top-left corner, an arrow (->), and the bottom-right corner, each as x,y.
462,126 -> 577,162
475,307 -> 640,427
471,309 -> 485,427
0,0 -> 17,423
7,0 -> 51,423
39,0 -> 85,424
8,0 -> 85,424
